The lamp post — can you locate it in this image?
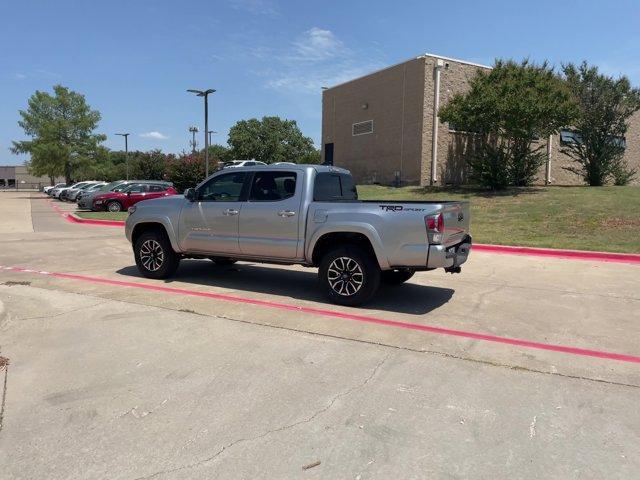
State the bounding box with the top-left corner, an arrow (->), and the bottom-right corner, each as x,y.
115,133 -> 130,180
187,88 -> 216,178
207,130 -> 217,146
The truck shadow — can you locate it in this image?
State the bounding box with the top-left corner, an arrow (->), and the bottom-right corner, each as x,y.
116,260 -> 454,316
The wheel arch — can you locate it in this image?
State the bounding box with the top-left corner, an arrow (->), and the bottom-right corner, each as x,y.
309,226 -> 388,269
131,221 -> 180,253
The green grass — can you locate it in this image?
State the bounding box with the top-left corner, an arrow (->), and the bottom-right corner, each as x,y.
75,186 -> 640,253
76,211 -> 129,221
358,185 -> 640,253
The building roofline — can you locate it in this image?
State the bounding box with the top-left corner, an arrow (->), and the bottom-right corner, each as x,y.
322,56 -> 425,91
322,53 -> 492,92
421,52 -> 492,70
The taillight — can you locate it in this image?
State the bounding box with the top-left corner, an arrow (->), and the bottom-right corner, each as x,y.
425,213 -> 444,244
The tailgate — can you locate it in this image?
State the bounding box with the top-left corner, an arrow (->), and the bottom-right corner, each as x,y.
441,202 -> 470,247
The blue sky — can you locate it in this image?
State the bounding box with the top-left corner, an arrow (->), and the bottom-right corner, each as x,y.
1,0 -> 639,165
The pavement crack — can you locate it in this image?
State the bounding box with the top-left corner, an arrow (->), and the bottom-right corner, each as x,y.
0,355 -> 9,433
12,301 -> 107,322
133,354 -> 389,480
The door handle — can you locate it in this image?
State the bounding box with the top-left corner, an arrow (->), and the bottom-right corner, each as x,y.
224,208 -> 239,216
278,210 -> 296,217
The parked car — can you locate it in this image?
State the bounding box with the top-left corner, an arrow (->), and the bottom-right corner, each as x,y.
67,182 -> 104,202
223,160 -> 267,169
59,182 -> 95,201
78,180 -> 173,210
44,183 -> 66,195
50,185 -> 70,198
75,182 -> 107,203
93,182 -> 178,212
125,165 -> 472,306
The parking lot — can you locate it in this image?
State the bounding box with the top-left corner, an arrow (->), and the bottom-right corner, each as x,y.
1,191 -> 639,479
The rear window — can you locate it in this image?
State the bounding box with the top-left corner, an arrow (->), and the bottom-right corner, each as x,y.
313,173 -> 358,201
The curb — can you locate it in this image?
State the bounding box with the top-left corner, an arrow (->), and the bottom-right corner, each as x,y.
46,198 -> 639,265
67,213 -> 125,227
474,244 -> 640,265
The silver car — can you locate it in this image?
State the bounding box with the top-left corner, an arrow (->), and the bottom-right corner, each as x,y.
68,182 -> 104,202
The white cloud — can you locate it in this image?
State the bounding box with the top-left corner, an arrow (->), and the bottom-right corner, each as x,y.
291,27 -> 345,63
262,27 -> 385,94
12,73 -> 27,80
229,0 -> 279,17
139,131 -> 169,140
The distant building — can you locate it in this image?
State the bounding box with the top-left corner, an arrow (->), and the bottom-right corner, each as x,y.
0,165 -> 64,189
321,53 -> 640,186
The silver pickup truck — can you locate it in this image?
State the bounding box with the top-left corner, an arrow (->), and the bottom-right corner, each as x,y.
125,165 -> 471,306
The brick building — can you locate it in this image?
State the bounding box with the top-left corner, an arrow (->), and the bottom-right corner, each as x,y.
321,53 -> 640,186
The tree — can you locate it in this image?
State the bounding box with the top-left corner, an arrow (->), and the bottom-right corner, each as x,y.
166,153 -> 205,193
561,62 -> 640,186
439,60 -> 576,189
206,144 -> 232,168
12,85 -> 106,184
227,116 -> 316,164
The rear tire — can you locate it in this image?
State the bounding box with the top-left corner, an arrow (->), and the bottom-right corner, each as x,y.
134,229 -> 180,279
107,201 -> 122,212
381,269 -> 415,285
318,245 -> 380,307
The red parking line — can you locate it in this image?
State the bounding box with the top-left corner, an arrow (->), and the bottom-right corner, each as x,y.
1,265 -> 639,364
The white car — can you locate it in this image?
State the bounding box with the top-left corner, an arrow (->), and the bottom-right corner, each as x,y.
44,183 -> 66,195
223,160 -> 267,169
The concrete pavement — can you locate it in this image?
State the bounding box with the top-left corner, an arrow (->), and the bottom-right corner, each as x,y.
0,191 -> 639,479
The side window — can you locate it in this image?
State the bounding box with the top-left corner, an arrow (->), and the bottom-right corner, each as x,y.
313,173 -> 358,201
148,184 -> 165,192
127,184 -> 145,193
313,173 -> 342,201
245,161 -> 256,166
198,172 -> 246,201
249,171 -> 296,202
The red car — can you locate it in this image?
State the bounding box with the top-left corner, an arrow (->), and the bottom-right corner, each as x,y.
92,182 -> 178,212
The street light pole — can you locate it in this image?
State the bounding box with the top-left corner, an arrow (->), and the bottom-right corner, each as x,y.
207,130 -> 217,146
115,133 -> 130,180
187,88 -> 216,178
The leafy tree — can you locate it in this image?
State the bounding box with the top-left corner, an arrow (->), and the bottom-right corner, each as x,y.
206,143 -> 232,168
12,85 -> 106,184
298,148 -> 321,164
166,153 -> 205,193
561,62 -> 640,186
439,60 -> 576,189
227,116 -> 316,164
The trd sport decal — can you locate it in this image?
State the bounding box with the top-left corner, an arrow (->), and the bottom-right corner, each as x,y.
379,205 -> 427,212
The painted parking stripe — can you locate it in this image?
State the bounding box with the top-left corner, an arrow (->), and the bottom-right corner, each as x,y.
1,265 -> 639,364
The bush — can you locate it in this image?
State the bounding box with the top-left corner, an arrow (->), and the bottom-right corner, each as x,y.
611,159 -> 637,186
468,143 -> 510,190
166,154 -> 205,193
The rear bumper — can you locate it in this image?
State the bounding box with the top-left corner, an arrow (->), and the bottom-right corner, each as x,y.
427,235 -> 472,269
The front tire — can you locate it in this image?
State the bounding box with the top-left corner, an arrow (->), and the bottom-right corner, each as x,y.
381,269 -> 415,285
134,230 -> 180,279
318,245 -> 380,306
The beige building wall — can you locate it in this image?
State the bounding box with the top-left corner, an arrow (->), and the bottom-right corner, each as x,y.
321,57 -> 426,185
322,54 -> 640,186
421,55 -> 491,185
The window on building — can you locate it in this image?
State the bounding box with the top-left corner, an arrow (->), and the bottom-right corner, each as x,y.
560,129 -> 626,149
352,120 -> 373,136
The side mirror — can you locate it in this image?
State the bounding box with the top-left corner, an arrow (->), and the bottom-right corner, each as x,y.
184,188 -> 197,201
